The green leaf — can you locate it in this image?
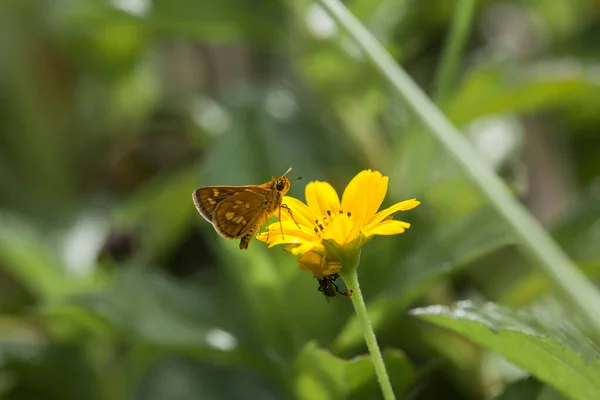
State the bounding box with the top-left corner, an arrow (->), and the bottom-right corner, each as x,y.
136,358 -> 284,400
447,62 -> 598,126
294,342 -> 416,400
72,268 -> 254,367
373,349 -> 417,400
432,0 -> 477,103
490,378 -> 544,400
386,208 -> 514,301
3,343 -> 99,400
496,184 -> 600,307
551,185 -> 600,269
412,302 -> 600,400
150,0 -> 286,43
0,213 -> 104,302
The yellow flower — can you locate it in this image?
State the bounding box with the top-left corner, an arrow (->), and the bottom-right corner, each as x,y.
295,251 -> 342,279
258,170 -> 420,263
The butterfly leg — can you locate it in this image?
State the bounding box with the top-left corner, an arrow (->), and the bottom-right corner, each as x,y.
262,215 -> 271,242
281,204 -> 301,229
278,205 -> 285,240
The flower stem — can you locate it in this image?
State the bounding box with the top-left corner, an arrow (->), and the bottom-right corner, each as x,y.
341,269 -> 396,400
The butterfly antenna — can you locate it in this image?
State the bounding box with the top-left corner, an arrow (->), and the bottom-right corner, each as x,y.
282,167 -> 292,177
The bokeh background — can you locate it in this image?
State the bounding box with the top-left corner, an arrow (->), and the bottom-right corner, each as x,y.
1,0 -> 600,398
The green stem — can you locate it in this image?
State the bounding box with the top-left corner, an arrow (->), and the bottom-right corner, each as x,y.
318,0 -> 600,339
432,0 -> 477,103
340,269 -> 395,400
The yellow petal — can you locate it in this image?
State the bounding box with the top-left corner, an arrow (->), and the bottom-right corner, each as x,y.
340,170 -> 387,225
290,241 -> 320,255
297,251 -> 325,278
262,229 -> 314,243
305,181 -> 341,218
323,261 -> 342,276
256,221 -> 316,246
365,173 -> 388,221
265,234 -> 313,248
341,170 -> 372,214
260,220 -> 304,235
367,199 -> 420,226
279,196 -> 315,227
363,220 -> 411,237
297,251 -> 322,266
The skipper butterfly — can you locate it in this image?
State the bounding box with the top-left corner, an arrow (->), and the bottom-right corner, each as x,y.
192,168 -> 297,249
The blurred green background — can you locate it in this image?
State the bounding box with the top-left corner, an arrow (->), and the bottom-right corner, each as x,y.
1,0 -> 600,399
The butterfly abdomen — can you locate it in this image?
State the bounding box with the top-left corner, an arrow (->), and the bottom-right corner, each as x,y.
239,231 -> 253,249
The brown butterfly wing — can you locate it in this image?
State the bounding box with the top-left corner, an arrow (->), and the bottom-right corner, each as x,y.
212,191 -> 267,239
192,186 -> 242,222
192,186 -> 272,240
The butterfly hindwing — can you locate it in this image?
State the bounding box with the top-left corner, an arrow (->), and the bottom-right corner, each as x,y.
212,191 -> 267,239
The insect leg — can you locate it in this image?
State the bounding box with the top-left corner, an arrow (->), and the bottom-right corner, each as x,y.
278,205 -> 285,240
263,214 -> 271,242
281,204 -> 301,229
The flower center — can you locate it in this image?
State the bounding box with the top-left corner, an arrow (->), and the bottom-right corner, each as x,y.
312,209 -> 353,238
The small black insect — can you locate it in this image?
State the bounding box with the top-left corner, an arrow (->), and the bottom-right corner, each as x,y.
317,273 -> 353,301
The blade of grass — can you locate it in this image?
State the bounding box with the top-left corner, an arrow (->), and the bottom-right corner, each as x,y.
317,0 -> 600,340
432,0 -> 478,103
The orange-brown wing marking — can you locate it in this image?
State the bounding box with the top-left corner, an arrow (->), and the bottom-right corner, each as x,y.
212,192 -> 266,239
192,186 -> 243,222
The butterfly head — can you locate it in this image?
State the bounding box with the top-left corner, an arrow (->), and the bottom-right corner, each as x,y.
273,176 -> 290,195
272,167 -> 297,196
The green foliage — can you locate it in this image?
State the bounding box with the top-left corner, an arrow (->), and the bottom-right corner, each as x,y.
1,0 -> 600,398
413,302 -> 600,400
294,342 -> 415,400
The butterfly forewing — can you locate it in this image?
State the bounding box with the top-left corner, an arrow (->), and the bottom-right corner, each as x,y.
192,186 -> 246,222
193,186 -> 272,239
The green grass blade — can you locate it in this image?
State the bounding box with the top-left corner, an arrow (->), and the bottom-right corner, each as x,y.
432,0 -> 478,103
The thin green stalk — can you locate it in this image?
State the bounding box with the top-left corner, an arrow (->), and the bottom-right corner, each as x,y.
318,0 -> 600,339
340,269 -> 395,400
433,0 -> 477,103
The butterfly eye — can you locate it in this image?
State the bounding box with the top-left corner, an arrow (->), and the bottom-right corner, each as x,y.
275,180 -> 285,191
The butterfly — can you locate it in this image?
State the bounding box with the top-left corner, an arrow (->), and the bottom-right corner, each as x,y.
317,273 -> 353,300
192,168 -> 297,249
